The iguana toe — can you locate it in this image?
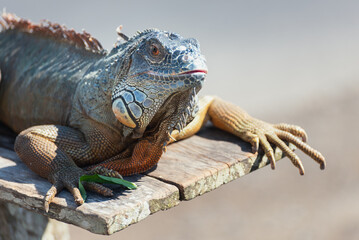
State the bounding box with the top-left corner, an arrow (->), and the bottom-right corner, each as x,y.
88,166 -> 123,179
44,165 -> 127,211
44,182 -> 63,213
83,182 -> 114,197
257,133 -> 276,169
64,182 -> 85,206
273,123 -> 308,142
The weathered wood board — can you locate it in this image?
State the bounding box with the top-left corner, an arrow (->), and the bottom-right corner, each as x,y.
0,146 -> 180,235
147,127 -> 289,200
0,122 -> 290,235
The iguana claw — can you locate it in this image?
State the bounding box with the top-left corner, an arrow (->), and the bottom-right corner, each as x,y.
44,182 -> 64,213
44,166 -> 122,212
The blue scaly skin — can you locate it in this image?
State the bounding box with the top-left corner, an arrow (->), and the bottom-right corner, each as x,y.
0,13 -> 325,212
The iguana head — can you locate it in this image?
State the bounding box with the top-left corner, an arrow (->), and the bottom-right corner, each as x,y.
111,29 -> 207,138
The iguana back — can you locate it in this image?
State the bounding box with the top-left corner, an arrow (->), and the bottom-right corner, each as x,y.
0,15 -> 104,132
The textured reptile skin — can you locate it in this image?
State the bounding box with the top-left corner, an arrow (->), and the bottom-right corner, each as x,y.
0,13 -> 325,211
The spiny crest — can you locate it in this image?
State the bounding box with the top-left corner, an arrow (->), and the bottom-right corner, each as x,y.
0,12 -> 106,55
131,28 -> 160,40
114,27 -> 160,50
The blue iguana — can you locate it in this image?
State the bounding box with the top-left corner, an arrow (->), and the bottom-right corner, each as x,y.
0,13 -> 325,212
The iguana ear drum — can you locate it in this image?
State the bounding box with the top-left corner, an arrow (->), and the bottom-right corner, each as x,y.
112,98 -> 137,128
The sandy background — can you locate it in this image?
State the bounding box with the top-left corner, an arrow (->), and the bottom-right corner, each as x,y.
0,1 -> 358,239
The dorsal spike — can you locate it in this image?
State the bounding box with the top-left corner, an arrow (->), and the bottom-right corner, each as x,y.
116,25 -> 129,41
0,13 -> 105,55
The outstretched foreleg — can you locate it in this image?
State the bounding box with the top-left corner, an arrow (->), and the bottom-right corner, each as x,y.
170,96 -> 326,175
15,125 -> 128,211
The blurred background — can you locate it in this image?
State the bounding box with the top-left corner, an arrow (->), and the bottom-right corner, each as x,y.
0,0 -> 358,239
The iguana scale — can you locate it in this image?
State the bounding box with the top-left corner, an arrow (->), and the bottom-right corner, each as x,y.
0,13 -> 325,212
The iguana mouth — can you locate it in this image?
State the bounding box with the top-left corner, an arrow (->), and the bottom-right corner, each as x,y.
130,69 -> 207,80
179,69 -> 208,75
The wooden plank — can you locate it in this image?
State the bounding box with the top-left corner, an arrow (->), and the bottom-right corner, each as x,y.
0,122 -> 291,235
147,126 -> 292,200
0,146 -> 180,235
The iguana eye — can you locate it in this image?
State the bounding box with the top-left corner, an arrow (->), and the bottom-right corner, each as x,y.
150,44 -> 160,56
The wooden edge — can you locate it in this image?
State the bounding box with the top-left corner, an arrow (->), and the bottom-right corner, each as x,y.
147,133 -> 295,201
0,123 -> 295,235
0,147 -> 180,235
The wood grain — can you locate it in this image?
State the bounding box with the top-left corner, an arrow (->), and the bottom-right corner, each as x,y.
0,122 -> 290,234
0,144 -> 180,234
147,126 -> 290,200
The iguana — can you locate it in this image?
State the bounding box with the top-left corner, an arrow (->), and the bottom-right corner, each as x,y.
0,13 -> 325,212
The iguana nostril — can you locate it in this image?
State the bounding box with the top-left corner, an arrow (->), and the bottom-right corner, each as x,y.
182,54 -> 193,63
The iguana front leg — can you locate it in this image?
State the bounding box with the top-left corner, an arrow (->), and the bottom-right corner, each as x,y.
171,96 -> 326,174
85,115 -> 173,173
14,125 -> 162,211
